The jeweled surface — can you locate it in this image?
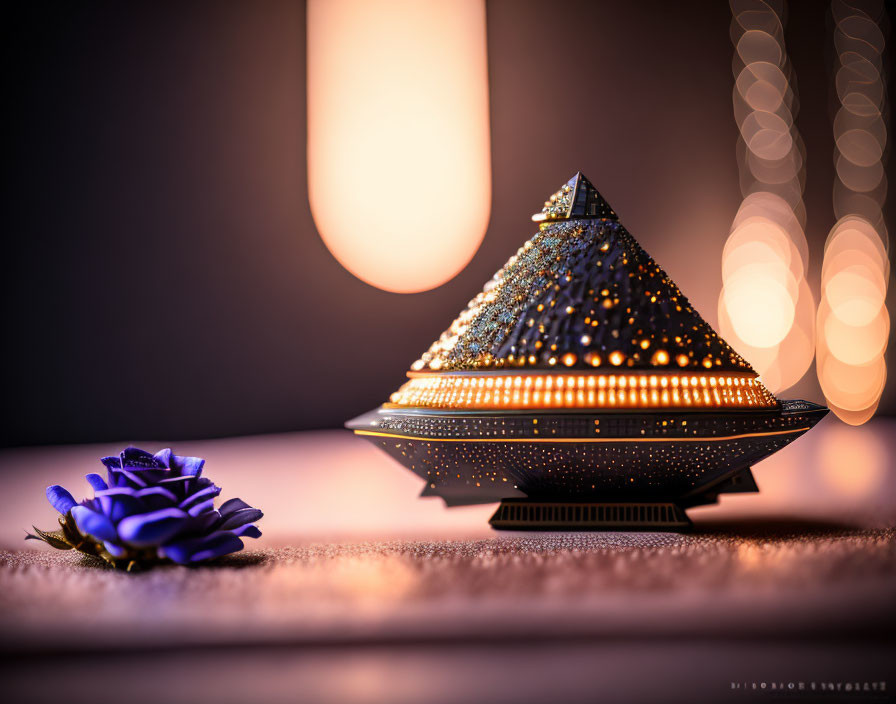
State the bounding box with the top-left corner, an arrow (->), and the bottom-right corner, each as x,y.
353,403 -> 825,506
411,174 -> 754,374
348,172 -> 828,511
532,171 -> 618,223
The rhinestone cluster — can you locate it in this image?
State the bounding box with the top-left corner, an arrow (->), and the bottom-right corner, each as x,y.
532,172 -> 618,223
410,217 -> 755,375
534,179 -> 575,221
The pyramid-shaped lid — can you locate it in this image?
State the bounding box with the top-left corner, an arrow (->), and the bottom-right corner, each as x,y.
411,173 -> 757,376
532,172 -> 617,223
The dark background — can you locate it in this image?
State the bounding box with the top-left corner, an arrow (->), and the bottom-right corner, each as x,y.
2,0 -> 893,447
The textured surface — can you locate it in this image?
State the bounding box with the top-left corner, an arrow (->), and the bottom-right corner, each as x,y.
411,173 -> 755,374
2,528 -> 896,704
3,527 -> 896,652
1,419 -> 895,703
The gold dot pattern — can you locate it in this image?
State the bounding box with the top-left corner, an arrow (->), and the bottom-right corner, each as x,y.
365,408 -> 815,499
387,372 -> 777,410
410,174 -> 756,376
349,172 -> 828,509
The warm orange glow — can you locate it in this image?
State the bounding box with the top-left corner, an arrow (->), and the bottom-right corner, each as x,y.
723,214 -> 805,281
824,265 -> 886,326
823,218 -> 889,282
731,192 -> 808,264
825,399 -> 881,427
717,278 -> 814,395
736,29 -> 784,67
740,111 -> 793,161
307,0 -> 491,293
818,422 -> 887,496
723,3 -> 814,396
387,372 -> 777,410
835,155 -> 884,192
817,1 -> 889,425
820,297 -> 889,366
721,260 -> 796,348
818,350 -> 886,412
651,349 -> 669,365
736,62 -> 789,114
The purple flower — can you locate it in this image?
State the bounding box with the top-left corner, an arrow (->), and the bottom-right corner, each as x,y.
29,447 -> 262,570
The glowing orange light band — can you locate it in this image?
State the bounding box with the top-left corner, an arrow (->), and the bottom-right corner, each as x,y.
387,372 -> 777,410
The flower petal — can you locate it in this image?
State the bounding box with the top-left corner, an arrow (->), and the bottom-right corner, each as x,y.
120,447 -> 166,470
187,499 -> 216,517
158,476 -> 193,495
80,497 -> 103,513
101,456 -> 122,471
96,489 -> 143,524
153,448 -> 172,468
218,507 -> 263,530
189,509 -> 221,534
117,508 -> 189,547
119,470 -> 148,488
134,486 -> 178,511
72,505 -> 119,542
103,541 -> 127,558
233,524 -> 262,539
46,485 -> 77,514
178,484 -> 220,510
116,448 -> 172,484
160,531 -> 243,565
170,454 -> 205,478
95,487 -> 138,498
85,473 -> 108,492
106,469 -> 131,489
219,498 -> 252,517
123,466 -> 172,484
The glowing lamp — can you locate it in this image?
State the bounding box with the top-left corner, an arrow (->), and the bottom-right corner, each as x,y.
347,173 -> 828,530
307,0 -> 491,293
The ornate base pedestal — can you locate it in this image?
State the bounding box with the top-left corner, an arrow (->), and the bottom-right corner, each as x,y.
488,499 -> 692,531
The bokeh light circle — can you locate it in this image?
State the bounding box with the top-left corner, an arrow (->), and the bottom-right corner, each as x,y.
820,297 -> 889,366
723,264 -> 796,348
818,350 -> 887,412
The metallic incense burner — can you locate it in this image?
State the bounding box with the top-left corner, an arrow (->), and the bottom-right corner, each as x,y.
347,173 -> 828,530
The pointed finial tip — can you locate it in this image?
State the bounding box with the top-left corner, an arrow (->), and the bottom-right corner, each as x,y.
531,171 -> 617,223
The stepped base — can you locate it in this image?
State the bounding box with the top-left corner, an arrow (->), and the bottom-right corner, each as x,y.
489,499 -> 692,531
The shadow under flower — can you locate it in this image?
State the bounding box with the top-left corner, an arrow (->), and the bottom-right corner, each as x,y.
75,549 -> 270,572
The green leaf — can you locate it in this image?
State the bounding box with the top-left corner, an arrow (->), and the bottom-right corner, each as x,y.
26,526 -> 74,550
